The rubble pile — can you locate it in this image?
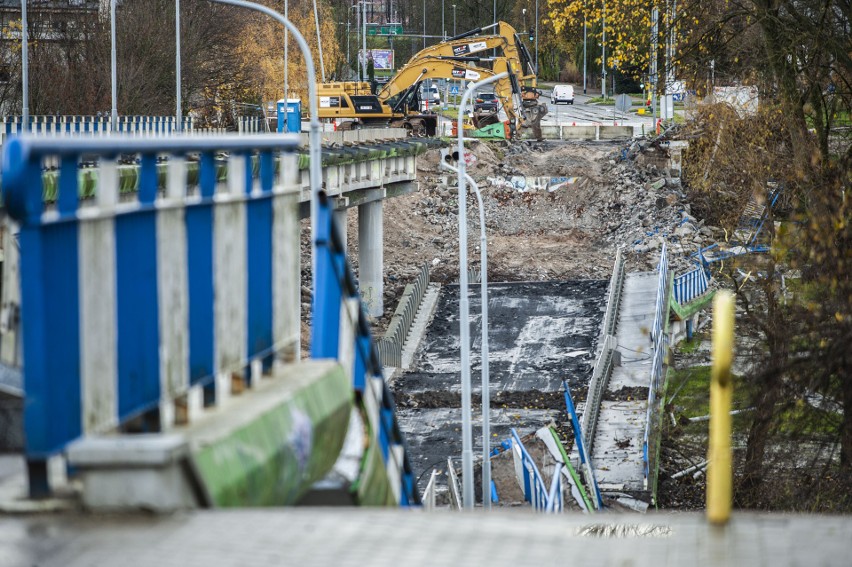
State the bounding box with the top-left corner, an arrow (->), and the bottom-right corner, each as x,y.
295,135 -> 719,339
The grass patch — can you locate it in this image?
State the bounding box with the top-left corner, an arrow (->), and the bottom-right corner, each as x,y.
676,332 -> 707,355
668,365 -> 748,421
587,96 -> 616,105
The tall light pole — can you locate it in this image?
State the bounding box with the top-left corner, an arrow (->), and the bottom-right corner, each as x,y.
176,0 -> 182,132
601,0 -> 606,98
284,0 -> 288,105
456,71 -> 508,511
583,15 -> 587,94
442,0 -> 445,39
535,0 -> 539,74
111,0 -> 117,131
210,0 -> 321,295
422,0 -> 426,48
20,0 -> 28,131
362,1 -> 367,83
312,0 -> 325,81
440,158 -> 493,512
452,4 -> 456,35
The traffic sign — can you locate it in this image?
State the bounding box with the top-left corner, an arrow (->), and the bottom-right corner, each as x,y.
615,94 -> 632,113
450,85 -> 459,95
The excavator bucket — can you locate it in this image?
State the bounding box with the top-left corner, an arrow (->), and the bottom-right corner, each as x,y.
471,122 -> 509,139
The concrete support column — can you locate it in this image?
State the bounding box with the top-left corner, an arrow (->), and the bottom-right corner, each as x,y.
358,200 -> 383,318
334,207 -> 348,250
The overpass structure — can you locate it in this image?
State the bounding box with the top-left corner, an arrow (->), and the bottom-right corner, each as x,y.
0,130 -> 432,507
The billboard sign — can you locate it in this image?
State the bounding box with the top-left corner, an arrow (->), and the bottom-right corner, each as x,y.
361,49 -> 395,70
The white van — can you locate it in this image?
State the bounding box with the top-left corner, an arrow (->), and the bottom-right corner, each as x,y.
552,84 -> 574,105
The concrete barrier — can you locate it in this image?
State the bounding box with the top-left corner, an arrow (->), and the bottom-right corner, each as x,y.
599,126 -> 634,140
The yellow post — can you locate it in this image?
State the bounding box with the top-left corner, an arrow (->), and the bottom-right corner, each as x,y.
707,290 -> 734,525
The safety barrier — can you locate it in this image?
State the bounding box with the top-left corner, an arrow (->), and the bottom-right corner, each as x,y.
582,249 -> 625,454
643,243 -> 670,489
379,262 -> 430,368
510,428 -> 563,512
673,265 -> 710,304
422,469 -> 438,510
1,115 -> 266,150
2,134 -> 304,495
311,193 -> 419,506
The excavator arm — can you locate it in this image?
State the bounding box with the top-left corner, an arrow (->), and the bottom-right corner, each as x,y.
376,57 -> 524,129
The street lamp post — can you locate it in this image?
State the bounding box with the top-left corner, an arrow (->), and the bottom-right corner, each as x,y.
422,0 -> 426,48
456,71 -> 508,511
210,0 -> 321,294
176,0 -> 182,132
601,0 -> 606,98
441,158 -> 493,512
452,4 -> 456,36
535,0 -> 539,74
442,0 -> 445,39
110,0 -> 117,131
583,15 -> 587,94
20,0 -> 28,131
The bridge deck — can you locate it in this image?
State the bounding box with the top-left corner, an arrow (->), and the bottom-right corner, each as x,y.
593,272 -> 659,493
2,509 -> 850,566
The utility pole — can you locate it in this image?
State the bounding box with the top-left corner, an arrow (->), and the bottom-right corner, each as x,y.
362,1 -> 367,83
20,0 -> 28,131
651,7 -> 658,125
583,15 -> 587,94
111,0 -> 117,131
176,0 -> 182,132
535,0 -> 539,74
313,0 -> 325,81
601,0 -> 606,99
284,0 -> 288,105
422,0 -> 426,48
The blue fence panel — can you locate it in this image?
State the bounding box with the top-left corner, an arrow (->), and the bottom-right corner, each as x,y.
310,193 -> 420,507
510,428 -> 563,513
673,265 -> 709,304
2,134 -> 303,496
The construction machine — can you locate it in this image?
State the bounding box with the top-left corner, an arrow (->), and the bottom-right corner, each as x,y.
312,21 -> 546,137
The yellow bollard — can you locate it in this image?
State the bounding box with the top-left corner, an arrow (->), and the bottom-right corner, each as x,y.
707,291 -> 734,525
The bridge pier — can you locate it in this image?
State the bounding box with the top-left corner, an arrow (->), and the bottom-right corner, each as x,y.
358,200 -> 383,318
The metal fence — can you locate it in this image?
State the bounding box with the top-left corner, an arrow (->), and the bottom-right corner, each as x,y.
378,262 -> 430,368
510,428 -> 563,513
311,192 -> 420,506
2,134 -> 304,495
673,265 -> 710,304
643,243 -> 669,489
0,115 -> 266,150
582,249 -> 625,453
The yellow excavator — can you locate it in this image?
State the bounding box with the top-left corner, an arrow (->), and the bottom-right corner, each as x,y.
314,20 -> 546,137
376,56 -> 527,136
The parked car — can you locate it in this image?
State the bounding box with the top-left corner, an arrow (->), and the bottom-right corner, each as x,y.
421,86 -> 441,110
552,84 -> 574,105
473,92 -> 499,112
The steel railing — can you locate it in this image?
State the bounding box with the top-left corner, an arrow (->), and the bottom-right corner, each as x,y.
643,243 -> 669,489
673,265 -> 710,304
510,428 -> 563,513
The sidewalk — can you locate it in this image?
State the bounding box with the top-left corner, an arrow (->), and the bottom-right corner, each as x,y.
2,509 -> 851,567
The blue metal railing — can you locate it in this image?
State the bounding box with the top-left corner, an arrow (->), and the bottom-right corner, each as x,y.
510,428 -> 563,513
673,264 -> 710,304
643,244 -> 669,488
311,192 -> 420,506
2,134 -> 304,496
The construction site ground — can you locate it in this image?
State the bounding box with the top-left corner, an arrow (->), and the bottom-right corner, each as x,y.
299,137 -> 727,509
